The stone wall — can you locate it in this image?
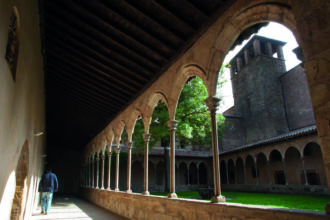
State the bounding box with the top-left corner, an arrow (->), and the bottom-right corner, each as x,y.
80,188 -> 329,220
280,65 -> 316,130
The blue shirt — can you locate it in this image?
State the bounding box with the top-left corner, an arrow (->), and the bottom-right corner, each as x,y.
38,172 -> 58,192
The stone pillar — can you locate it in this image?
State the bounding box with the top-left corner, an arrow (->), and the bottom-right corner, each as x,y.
243,164 -> 247,184
96,155 -> 100,189
126,142 -> 133,193
197,168 -> 199,185
267,160 -> 272,185
100,154 -> 105,189
302,156 -> 309,185
283,158 -> 288,185
276,45 -> 284,59
91,157 -> 95,188
244,48 -> 250,64
226,165 -> 229,184
236,57 -> 243,72
205,96 -> 225,203
167,120 -> 178,199
253,38 -> 261,56
142,133 -> 151,196
115,147 -> 120,192
265,42 -> 273,56
107,151 -> 112,190
254,161 -> 259,185
187,166 -> 190,185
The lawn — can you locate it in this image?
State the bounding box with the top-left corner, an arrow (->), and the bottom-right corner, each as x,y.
150,191 -> 330,212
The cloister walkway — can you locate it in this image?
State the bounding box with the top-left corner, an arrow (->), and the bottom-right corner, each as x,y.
31,195 -> 127,220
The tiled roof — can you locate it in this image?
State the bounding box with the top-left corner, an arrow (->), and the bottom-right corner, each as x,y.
220,125 -> 317,155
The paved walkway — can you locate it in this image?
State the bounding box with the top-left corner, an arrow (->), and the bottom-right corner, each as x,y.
31,195 -> 128,220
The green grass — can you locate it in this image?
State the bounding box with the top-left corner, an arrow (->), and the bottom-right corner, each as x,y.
150,191 -> 330,212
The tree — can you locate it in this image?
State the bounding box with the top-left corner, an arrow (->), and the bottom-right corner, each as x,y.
130,71 -> 227,153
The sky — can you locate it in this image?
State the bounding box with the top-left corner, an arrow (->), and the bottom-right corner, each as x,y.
218,22 -> 301,112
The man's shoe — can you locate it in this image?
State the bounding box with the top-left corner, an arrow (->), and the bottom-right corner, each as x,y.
41,210 -> 44,214
44,212 -> 47,215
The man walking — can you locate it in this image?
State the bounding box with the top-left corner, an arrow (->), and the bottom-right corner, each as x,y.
38,166 -> 58,215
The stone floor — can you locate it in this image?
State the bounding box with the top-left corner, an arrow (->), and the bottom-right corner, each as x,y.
31,195 -> 128,220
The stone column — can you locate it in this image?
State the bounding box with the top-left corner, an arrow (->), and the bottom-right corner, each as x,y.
253,38 -> 261,56
167,120 -> 178,199
276,45 -> 284,59
282,158 -> 288,185
236,57 -> 243,72
244,48 -> 250,64
100,154 -> 105,189
187,166 -> 190,185
265,42 -> 273,56
114,147 -> 120,192
142,133 -> 151,196
91,157 -> 95,188
225,165 -> 229,184
243,164 -> 247,184
205,96 -> 225,203
126,142 -> 133,193
107,151 -> 112,190
302,156 -> 309,185
254,161 -> 259,185
267,160 -> 272,185
96,155 -> 100,189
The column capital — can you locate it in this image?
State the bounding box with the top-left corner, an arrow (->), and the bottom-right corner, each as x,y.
115,147 -> 120,154
127,141 -> 133,149
205,96 -> 221,112
167,120 -> 178,131
96,155 -> 100,162
100,155 -> 105,160
143,133 -> 151,142
107,151 -> 112,157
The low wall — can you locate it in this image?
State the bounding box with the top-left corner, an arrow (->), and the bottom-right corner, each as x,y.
222,184 -> 329,196
80,188 -> 328,220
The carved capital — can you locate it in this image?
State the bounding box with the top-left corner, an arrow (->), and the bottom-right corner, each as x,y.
127,141 -> 133,150
205,96 -> 221,112
115,147 -> 120,154
167,120 -> 178,131
143,133 -> 151,142
107,151 -> 112,157
96,155 -> 100,162
100,155 -> 105,160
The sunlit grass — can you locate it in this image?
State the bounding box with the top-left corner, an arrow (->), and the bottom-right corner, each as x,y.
150,191 -> 330,212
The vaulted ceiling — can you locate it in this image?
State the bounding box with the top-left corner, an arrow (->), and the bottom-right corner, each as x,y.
40,0 -> 234,150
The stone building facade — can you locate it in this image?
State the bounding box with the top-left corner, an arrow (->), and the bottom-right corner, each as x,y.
220,36 -> 327,194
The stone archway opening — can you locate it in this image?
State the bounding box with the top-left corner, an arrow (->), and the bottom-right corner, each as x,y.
10,140 -> 29,220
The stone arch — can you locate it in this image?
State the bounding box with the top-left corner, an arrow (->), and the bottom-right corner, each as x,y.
208,1 -> 298,96
245,155 -> 256,184
269,149 -> 285,185
256,152 -> 269,184
170,64 -> 209,116
198,162 -> 208,185
148,161 -> 156,190
179,162 -> 188,185
285,146 -> 302,184
236,157 -> 245,184
131,160 -> 143,192
303,142 -> 327,185
10,140 -> 29,220
189,162 -> 198,185
227,159 -> 235,184
156,161 -> 165,185
220,160 -> 227,184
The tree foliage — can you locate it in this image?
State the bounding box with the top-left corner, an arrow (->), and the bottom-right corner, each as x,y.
125,73 -> 227,153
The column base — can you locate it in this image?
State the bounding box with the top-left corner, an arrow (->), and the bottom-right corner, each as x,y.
126,189 -> 132,193
114,188 -> 120,192
101,187 -> 105,190
211,195 -> 226,203
142,191 -> 150,196
167,193 -> 177,199
106,188 -> 111,191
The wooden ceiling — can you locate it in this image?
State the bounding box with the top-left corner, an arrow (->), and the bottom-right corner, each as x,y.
40,0 -> 233,150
